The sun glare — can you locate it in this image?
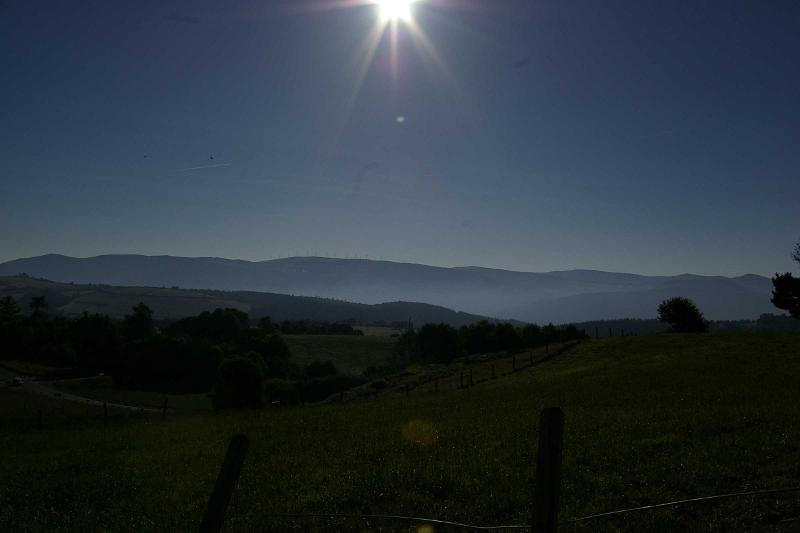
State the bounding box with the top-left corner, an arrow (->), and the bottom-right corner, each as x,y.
376,0 -> 415,22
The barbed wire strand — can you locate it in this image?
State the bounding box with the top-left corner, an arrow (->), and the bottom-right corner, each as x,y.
227,512 -> 528,530
566,486 -> 800,523
222,486 -> 800,529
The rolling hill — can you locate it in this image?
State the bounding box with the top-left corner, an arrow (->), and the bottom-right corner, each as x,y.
0,275 -> 495,326
0,254 -> 778,322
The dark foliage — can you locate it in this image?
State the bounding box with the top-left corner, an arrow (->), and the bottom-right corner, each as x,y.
114,336 -> 221,393
771,242 -> 800,318
213,356 -> 264,409
123,302 -> 155,339
393,320 -> 587,366
416,323 -> 461,364
165,308 -> 250,344
275,320 -> 363,335
657,297 -> 709,333
298,374 -> 364,403
306,359 -> 339,378
71,313 -> 121,371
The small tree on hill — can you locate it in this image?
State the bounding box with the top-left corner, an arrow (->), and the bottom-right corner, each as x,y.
772,242 -> 800,318
123,302 -> 155,339
29,295 -> 48,319
657,297 -> 709,333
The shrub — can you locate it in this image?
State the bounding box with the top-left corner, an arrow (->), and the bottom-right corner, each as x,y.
213,356 -> 264,409
658,297 -> 709,333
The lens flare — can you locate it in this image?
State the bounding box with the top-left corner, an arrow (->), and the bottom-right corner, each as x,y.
402,419 -> 439,446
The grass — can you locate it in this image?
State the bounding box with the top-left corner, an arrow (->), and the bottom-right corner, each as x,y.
1,333 -> 800,532
354,326 -> 403,337
284,334 -> 396,375
0,359 -> 75,379
52,376 -> 213,411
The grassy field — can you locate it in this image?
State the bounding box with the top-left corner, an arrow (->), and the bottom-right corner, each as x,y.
52,376 -> 213,411
2,333 -> 800,532
0,360 -> 75,379
355,326 -> 404,337
284,334 -> 397,375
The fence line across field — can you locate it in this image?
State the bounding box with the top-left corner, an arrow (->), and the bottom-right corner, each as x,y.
196,408 -> 800,533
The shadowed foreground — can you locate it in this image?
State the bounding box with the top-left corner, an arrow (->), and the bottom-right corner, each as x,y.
1,333 -> 799,531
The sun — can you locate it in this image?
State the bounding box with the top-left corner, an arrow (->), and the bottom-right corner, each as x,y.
376,0 -> 416,22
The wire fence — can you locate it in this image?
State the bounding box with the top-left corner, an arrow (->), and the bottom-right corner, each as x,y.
215,486 -> 800,531
189,410 -> 800,533
342,341 -> 582,404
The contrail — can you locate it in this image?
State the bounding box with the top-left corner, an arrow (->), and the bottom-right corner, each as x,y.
177,163 -> 231,172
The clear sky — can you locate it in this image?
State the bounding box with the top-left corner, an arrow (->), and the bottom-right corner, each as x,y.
1,0 -> 798,276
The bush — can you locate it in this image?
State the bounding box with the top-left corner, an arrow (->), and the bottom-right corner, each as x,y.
300,375 -> 364,403
213,356 -> 264,409
658,297 -> 709,333
114,336 -> 221,393
306,360 -> 339,378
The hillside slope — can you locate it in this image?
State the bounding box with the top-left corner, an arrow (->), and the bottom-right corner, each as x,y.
2,333 -> 799,531
0,276 -> 497,326
0,254 -> 775,321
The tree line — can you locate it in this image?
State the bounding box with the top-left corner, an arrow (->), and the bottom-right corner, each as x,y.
392,321 -> 588,366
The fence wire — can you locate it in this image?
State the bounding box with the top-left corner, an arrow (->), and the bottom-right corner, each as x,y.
219,485 -> 800,531
566,486 -> 800,523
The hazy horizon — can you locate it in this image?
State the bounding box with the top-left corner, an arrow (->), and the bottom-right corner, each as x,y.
0,251 -> 783,279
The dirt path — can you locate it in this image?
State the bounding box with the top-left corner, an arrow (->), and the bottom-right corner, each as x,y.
0,366 -> 157,412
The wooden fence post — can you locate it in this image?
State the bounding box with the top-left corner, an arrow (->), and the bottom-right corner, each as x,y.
529,351 -> 534,365
608,327 -> 612,338
621,328 -> 625,337
199,435 -> 250,533
532,407 -> 564,533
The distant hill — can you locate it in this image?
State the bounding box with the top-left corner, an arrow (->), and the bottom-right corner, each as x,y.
0,275 -> 496,327
0,254 -> 778,322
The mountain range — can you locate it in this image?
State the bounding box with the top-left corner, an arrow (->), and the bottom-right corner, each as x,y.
0,254 -> 778,322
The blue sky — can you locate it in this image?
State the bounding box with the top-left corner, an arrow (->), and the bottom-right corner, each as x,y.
1,0 -> 798,276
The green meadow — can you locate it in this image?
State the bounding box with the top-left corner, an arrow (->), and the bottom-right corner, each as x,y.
283,334 -> 397,375
2,333 -> 799,532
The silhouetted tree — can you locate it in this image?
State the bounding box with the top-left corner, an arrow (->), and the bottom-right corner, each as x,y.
520,323 -> 542,346
257,316 -> 275,333
657,297 -> 709,333
166,308 -> 249,344
772,242 -> 800,318
262,334 -> 291,378
416,323 -> 461,363
71,312 -> 120,369
29,296 -> 48,319
0,296 -> 20,323
115,336 -> 221,393
213,356 -> 264,409
123,302 -> 155,339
